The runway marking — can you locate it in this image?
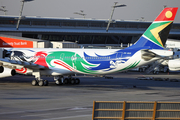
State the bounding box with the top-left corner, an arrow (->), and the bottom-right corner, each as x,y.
0,106 -> 92,115
0,111 -> 26,115
21,113 -> 52,117
0,107 -> 70,115
75,109 -> 92,112
42,114 -> 92,120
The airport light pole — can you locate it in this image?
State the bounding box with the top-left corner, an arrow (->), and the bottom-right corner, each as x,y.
16,0 -> 33,30
106,2 -> 126,32
74,10 -> 86,19
0,6 -> 8,15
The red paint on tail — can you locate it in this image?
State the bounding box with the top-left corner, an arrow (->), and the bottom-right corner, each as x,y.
154,7 -> 178,21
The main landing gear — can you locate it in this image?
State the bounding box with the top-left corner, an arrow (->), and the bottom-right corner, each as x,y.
54,76 -> 80,85
31,75 -> 80,86
31,79 -> 49,86
31,71 -> 49,86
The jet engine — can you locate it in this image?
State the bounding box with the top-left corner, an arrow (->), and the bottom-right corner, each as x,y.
0,66 -> 16,78
168,59 -> 180,71
0,66 -> 4,73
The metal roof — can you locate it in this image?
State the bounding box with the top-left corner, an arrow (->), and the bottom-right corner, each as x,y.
0,15 -> 152,23
0,15 -> 180,36
0,27 -> 146,35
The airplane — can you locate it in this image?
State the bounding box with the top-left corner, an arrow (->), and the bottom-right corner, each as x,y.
168,59 -> 180,71
0,7 -> 178,86
165,40 -> 180,71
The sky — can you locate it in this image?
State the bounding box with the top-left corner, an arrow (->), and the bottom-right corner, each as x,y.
0,0 -> 180,23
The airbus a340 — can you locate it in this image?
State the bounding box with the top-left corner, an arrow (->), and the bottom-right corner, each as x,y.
0,7 -> 178,86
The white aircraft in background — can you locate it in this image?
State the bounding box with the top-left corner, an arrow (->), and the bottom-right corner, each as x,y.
165,40 -> 180,71
0,7 -> 178,86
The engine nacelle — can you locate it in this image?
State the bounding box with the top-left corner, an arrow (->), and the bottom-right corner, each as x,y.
0,67 -> 16,78
168,59 -> 180,71
0,66 -> 4,73
15,67 -> 32,75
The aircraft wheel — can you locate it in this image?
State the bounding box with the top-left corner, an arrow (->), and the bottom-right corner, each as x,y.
59,78 -> 63,85
44,80 -> 49,86
55,80 -> 62,85
153,71 -> 159,74
38,80 -> 44,86
75,78 -> 80,84
32,80 -> 38,86
70,78 -> 75,85
63,78 -> 69,84
139,68 -> 143,72
55,80 -> 59,85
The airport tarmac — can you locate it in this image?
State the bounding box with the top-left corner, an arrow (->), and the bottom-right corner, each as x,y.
0,72 -> 180,120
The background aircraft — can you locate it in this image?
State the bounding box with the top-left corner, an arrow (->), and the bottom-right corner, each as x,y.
0,7 -> 178,86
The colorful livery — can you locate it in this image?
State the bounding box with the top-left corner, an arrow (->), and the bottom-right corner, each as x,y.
0,7 -> 178,86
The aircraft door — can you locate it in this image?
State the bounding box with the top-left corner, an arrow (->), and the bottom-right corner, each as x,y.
60,53 -> 65,60
116,52 -> 125,65
116,52 -> 123,59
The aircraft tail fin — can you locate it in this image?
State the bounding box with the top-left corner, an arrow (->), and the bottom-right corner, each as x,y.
128,7 -> 178,49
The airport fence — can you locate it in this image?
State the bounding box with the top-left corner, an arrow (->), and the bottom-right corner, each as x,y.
92,101 -> 180,120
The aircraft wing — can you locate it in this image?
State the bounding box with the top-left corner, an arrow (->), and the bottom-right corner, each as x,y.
0,58 -> 50,70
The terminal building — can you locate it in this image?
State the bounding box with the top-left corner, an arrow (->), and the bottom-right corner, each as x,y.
0,15 -> 180,48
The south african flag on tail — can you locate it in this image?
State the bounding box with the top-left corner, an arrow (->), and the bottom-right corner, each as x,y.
128,7 -> 178,49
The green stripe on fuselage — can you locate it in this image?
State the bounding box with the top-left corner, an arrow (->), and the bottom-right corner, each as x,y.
118,61 -> 141,72
46,51 -> 97,74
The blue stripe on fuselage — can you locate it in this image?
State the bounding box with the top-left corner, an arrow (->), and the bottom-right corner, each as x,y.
83,49 -> 138,71
126,36 -> 164,50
